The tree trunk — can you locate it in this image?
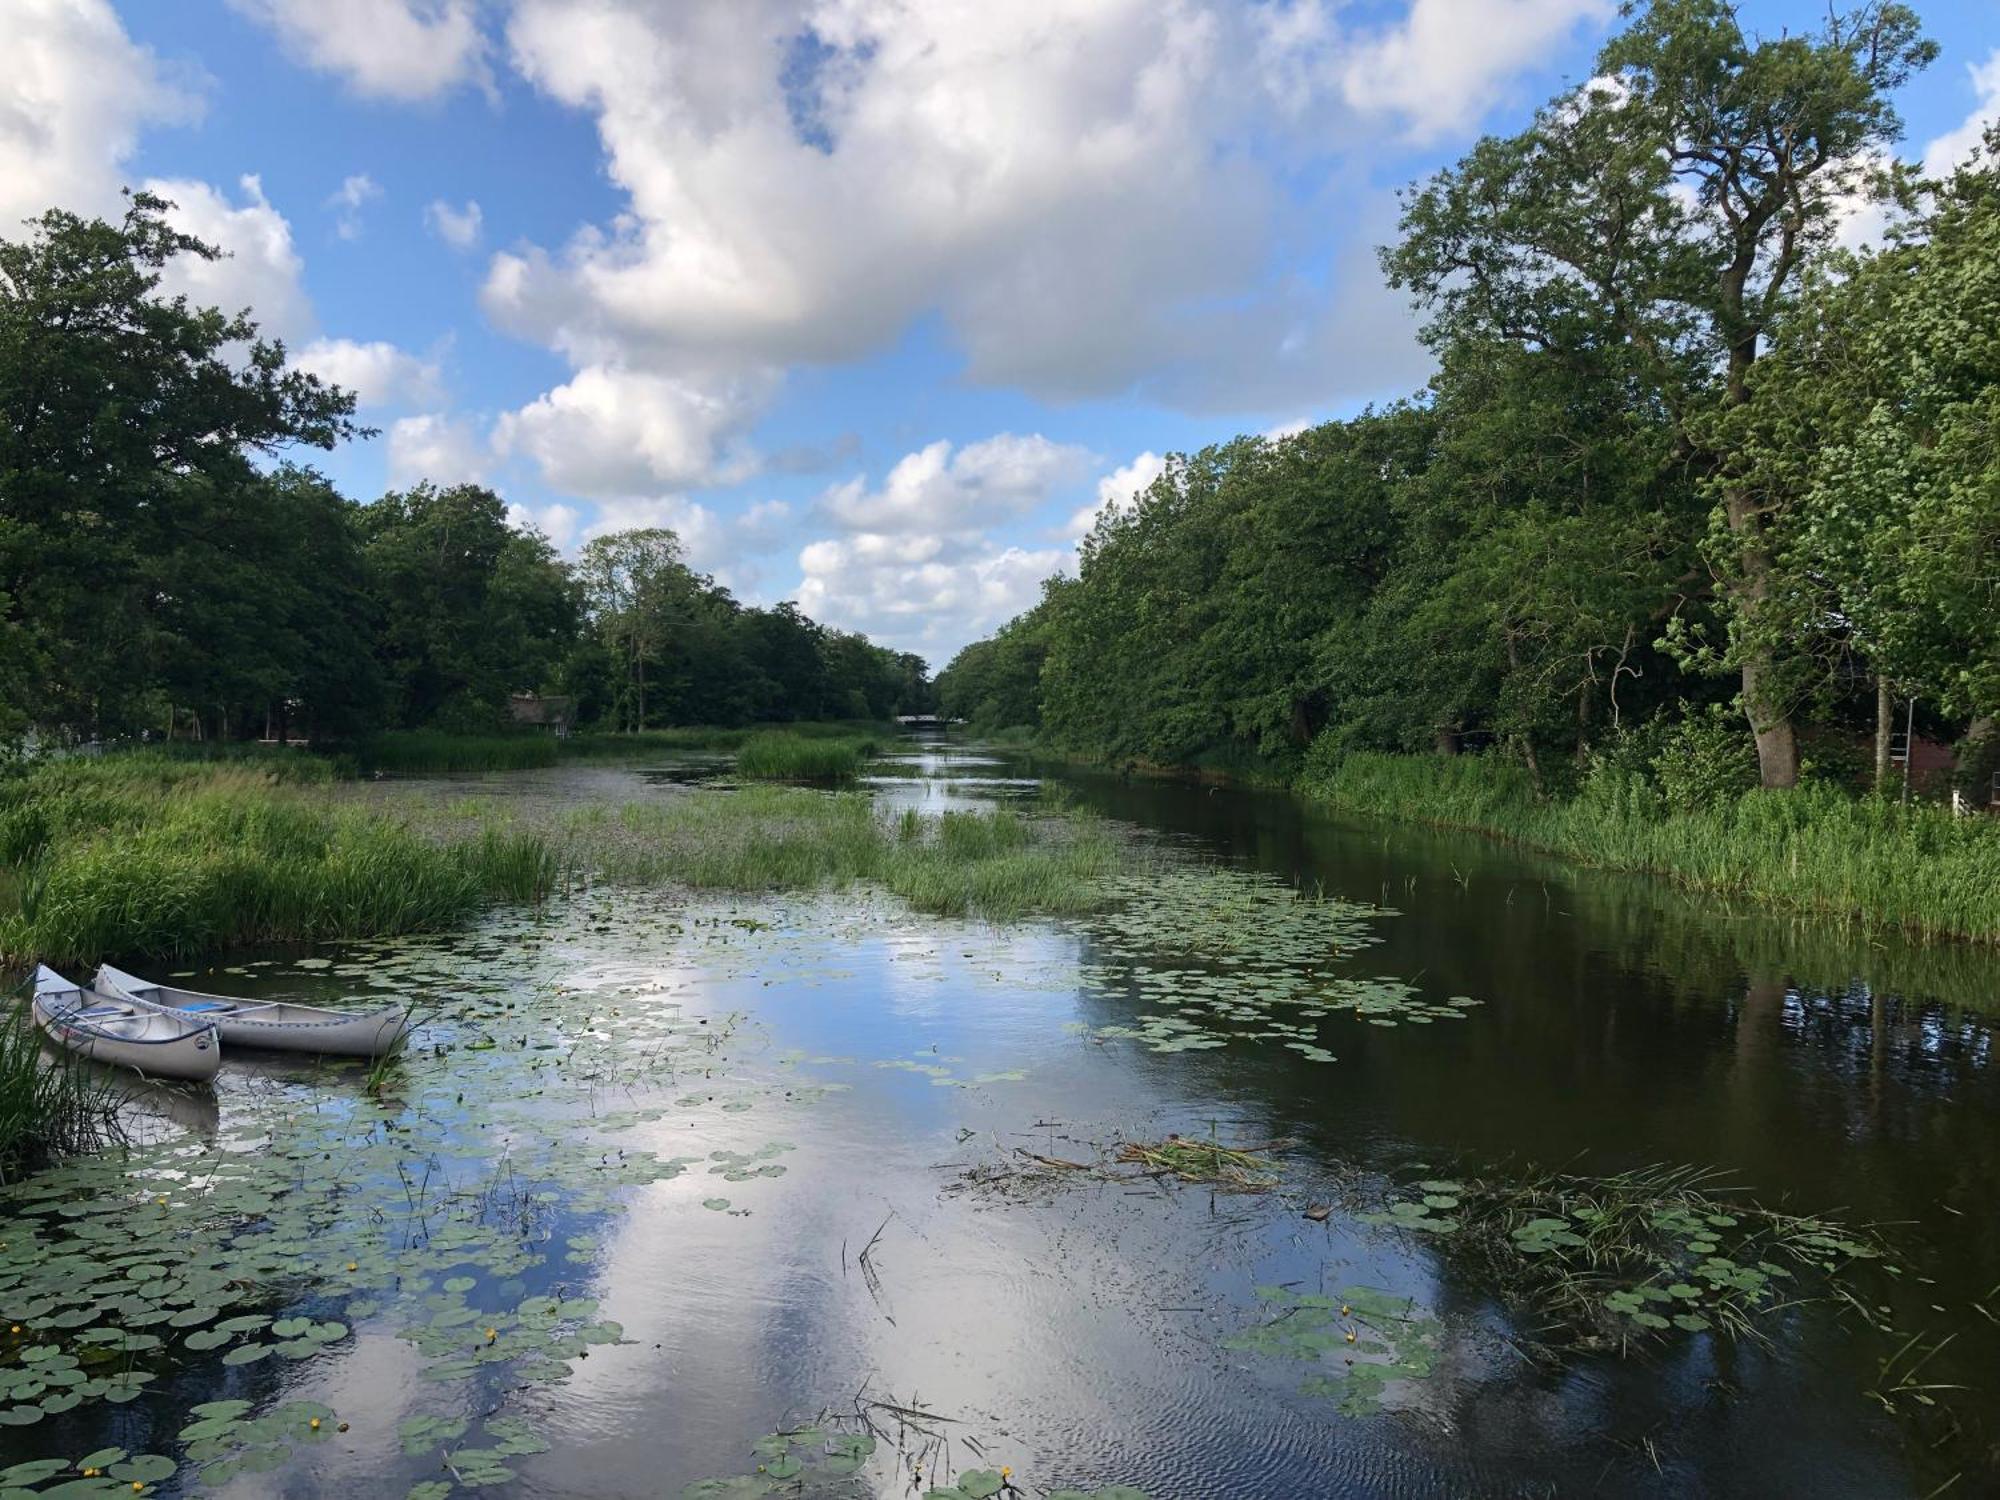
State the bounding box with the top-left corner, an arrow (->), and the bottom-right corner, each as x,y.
1434,727 -> 1460,756
1726,486 -> 1797,788
1873,675 -> 1893,791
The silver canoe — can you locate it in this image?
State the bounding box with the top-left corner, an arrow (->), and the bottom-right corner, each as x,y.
32,965 -> 221,1083
94,963 -> 408,1059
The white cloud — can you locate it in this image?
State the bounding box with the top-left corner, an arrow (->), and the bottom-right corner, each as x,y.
386,413 -> 489,489
489,0 -> 1580,423
493,364 -> 772,496
143,174 -> 314,340
0,0 -> 201,229
424,197 -> 483,249
327,173 -> 382,240
506,500 -> 582,551
1922,49 -> 2000,181
795,534 -> 1068,662
295,338 -> 444,409
820,434 -> 1091,534
1332,0 -> 1612,143
226,0 -> 488,101
1067,450 -> 1165,539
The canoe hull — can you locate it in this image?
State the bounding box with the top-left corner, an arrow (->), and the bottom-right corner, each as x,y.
31,971 -> 221,1084
95,964 -> 408,1059
198,1009 -> 406,1058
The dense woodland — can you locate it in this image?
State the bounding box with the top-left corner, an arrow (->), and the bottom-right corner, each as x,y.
940,0 -> 2000,803
0,196 -> 930,747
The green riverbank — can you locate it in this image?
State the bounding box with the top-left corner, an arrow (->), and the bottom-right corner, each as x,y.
1297,751 -> 2000,947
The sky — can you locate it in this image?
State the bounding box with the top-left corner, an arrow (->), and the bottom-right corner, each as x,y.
6,0 -> 1999,668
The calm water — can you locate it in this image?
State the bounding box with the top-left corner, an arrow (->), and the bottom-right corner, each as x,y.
3,737 -> 1997,1499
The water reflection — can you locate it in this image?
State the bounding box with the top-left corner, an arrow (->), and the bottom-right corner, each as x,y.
0,739 -> 1993,1497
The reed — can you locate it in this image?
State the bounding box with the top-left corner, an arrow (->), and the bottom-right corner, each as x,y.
0,1007 -> 121,1181
559,786 -> 1118,918
0,760 -> 561,965
1301,751 -> 2000,945
733,731 -> 878,781
358,732 -> 559,774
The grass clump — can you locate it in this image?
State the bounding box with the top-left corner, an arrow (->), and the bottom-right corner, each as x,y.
0,757 -> 560,965
1302,750 -> 2000,944
0,1012 -> 121,1182
359,731 -> 559,774
733,731 -> 878,781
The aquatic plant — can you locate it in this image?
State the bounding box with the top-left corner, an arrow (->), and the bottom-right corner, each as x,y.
1361,1162 -> 1888,1350
733,732 -> 879,781
1302,751 -> 2000,945
1073,866 -> 1476,1062
1225,1284 -> 1443,1417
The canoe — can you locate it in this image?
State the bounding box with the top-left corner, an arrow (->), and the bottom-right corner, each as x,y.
94,963 -> 409,1059
32,965 -> 221,1082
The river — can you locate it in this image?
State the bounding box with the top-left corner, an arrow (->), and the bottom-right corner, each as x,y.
1,735 -> 1994,1498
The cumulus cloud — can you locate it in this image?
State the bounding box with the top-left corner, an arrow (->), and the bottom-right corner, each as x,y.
485,0 -> 1600,409
143,174 -> 314,340
424,197 -> 483,249
493,364 -> 772,496
1067,450 -> 1165,539
506,500 -> 583,551
1331,0 -> 1613,144
819,435 -> 1091,535
295,338 -> 444,409
386,413 -> 490,488
1921,49 -> 2000,181
226,0 -> 488,101
796,535 -> 1068,661
327,173 -> 382,240
0,0 -> 201,229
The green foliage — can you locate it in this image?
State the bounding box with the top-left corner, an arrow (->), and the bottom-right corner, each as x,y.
1647,703 -> 1759,813
0,1012 -> 119,1182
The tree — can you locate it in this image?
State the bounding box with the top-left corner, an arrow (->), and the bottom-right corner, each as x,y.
1725,129 -> 2000,778
356,484 -> 576,729
1384,0 -> 1935,787
0,191 -> 361,735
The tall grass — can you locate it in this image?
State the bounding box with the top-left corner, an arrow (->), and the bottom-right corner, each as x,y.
0,1010 -> 121,1182
0,758 -> 560,965
563,786 -> 1119,918
1301,750 -> 2000,944
359,732 -> 559,774
559,721 -> 899,761
734,732 -> 878,781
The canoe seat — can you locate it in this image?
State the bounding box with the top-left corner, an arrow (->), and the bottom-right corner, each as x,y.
73,1006 -> 127,1020
176,1001 -> 234,1013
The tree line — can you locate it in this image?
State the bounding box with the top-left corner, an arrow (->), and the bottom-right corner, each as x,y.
0,195 -> 931,747
940,0 -> 1999,799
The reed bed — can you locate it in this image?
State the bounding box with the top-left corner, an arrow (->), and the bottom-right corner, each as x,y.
558,787 -> 1120,919
1302,752 -> 2000,944
0,758 -> 559,965
359,731 -> 559,775
559,721 -> 901,762
733,731 -> 879,781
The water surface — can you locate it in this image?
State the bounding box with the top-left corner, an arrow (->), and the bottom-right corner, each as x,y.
2,737 -> 1995,1498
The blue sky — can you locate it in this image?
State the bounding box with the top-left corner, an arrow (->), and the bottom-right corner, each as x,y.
9,0 -> 2000,665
